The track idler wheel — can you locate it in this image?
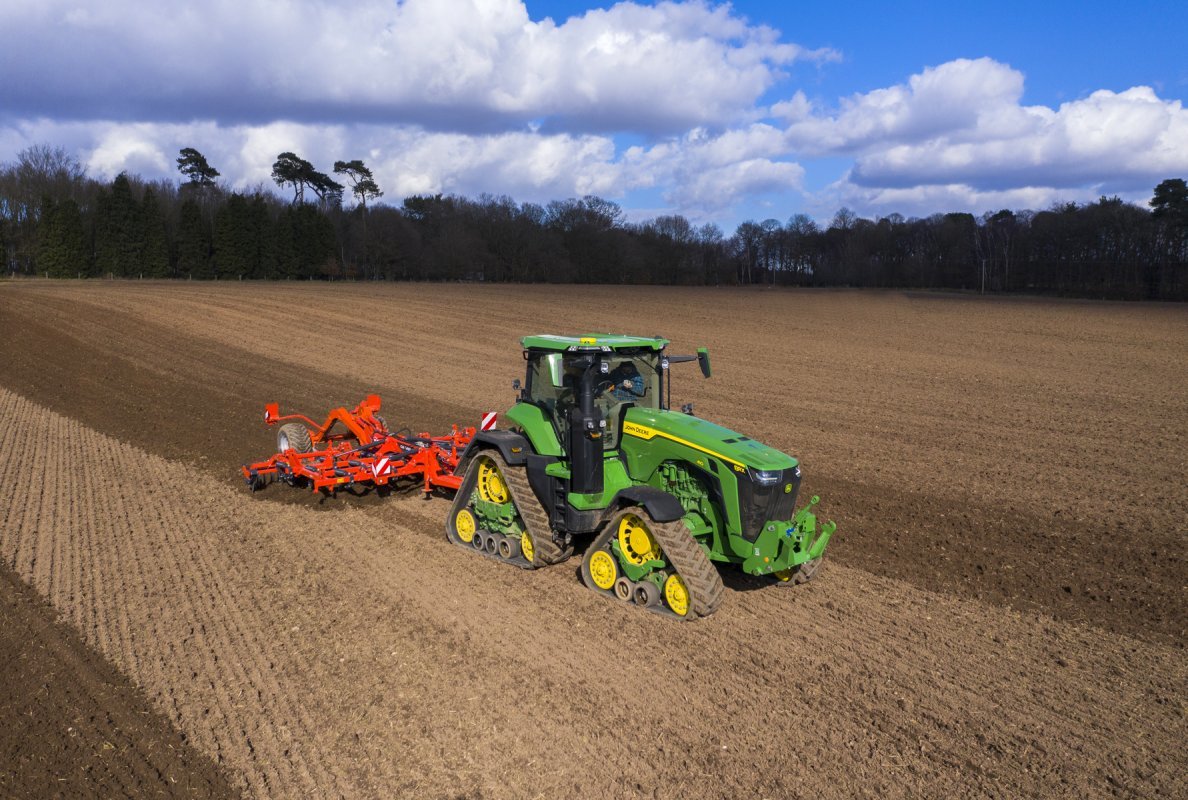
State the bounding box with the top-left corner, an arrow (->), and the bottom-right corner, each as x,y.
580,505 -> 724,620
588,550 -> 619,591
662,574 -> 689,615
519,529 -> 535,564
454,509 -> 477,544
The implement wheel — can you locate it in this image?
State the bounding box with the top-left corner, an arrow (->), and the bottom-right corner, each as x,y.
277,423 -> 312,453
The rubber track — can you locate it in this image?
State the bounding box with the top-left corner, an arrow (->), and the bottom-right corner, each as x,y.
446,450 -> 569,567
589,506 -> 724,619
497,453 -> 571,566
645,511 -> 724,617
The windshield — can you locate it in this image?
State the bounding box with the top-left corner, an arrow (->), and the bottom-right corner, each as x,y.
526,350 -> 662,409
526,349 -> 664,452
600,352 -> 661,411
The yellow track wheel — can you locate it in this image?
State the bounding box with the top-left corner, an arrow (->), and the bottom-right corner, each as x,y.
617,513 -> 661,566
454,509 -> 476,543
477,458 -> 509,504
664,574 -> 690,617
588,550 -> 618,590
520,530 -> 535,563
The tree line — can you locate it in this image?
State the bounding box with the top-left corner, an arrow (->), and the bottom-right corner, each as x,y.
1,144 -> 1185,299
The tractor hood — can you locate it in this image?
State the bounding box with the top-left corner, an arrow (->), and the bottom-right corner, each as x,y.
622,407 -> 797,474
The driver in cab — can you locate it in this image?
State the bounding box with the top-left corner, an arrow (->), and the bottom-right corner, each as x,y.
607,361 -> 645,402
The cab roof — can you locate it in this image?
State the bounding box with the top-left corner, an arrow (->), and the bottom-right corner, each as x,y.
521,333 -> 669,352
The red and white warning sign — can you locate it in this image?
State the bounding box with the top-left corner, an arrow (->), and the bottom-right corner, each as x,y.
480,412 -> 498,431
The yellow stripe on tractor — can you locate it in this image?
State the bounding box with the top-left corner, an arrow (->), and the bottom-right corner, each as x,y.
622,422 -> 747,472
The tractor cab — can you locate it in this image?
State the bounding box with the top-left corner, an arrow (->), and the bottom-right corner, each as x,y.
512,334 -> 710,496
519,334 -> 669,450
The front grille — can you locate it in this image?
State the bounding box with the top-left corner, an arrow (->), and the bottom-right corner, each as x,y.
738,468 -> 800,541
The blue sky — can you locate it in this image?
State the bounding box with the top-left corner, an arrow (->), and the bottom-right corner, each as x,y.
2,0 -> 1185,230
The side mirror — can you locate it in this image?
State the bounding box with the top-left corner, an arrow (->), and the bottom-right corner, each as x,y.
545,353 -> 564,387
512,378 -> 521,391
697,347 -> 712,378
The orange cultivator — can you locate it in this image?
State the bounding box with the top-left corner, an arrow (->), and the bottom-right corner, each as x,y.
241,394 -> 475,495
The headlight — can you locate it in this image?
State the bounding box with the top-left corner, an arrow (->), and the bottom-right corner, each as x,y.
748,468 -> 781,486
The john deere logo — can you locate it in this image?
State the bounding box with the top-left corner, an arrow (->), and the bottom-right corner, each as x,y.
623,422 -> 655,439
784,483 -> 792,493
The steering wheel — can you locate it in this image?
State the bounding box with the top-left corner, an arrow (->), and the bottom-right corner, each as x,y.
598,378 -> 644,398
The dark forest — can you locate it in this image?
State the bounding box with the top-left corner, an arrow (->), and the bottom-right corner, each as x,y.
3,145 -> 1185,299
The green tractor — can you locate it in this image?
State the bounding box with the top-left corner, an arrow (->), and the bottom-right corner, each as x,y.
446,334 -> 836,619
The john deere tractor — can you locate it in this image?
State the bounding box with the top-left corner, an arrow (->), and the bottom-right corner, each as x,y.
446,334 -> 835,619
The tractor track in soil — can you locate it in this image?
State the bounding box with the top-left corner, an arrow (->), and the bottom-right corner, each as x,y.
0,281 -> 1185,798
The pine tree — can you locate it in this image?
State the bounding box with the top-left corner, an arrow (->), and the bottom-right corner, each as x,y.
248,194 -> 276,279
272,208 -> 297,278
93,173 -> 142,277
37,198 -> 87,277
176,148 -> 220,188
140,187 -> 170,277
287,203 -> 337,278
213,193 -> 253,278
176,198 -> 212,278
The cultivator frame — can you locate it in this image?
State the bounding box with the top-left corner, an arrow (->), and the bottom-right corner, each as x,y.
241,394 -> 475,495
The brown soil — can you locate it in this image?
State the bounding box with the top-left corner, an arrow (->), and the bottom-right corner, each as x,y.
0,562 -> 238,799
0,281 -> 1185,798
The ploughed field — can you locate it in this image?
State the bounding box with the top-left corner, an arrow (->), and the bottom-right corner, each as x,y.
0,281 -> 1184,799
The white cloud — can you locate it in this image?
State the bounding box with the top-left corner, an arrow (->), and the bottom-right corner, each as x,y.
615,124 -> 804,211
845,85 -> 1187,192
669,157 -> 804,211
818,179 -> 1103,221
0,116 -> 801,219
782,59 -> 1039,155
0,0 -> 834,135
782,58 -> 1188,204
1,0 -> 1182,228
87,125 -> 174,177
